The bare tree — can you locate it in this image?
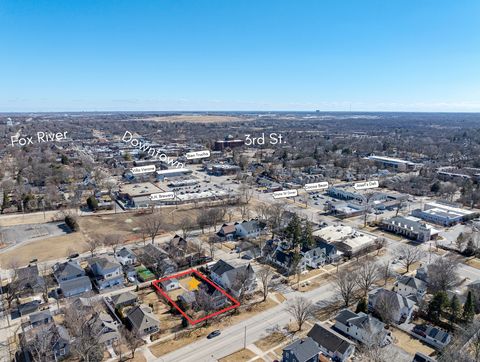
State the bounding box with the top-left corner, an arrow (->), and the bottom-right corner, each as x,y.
334,269 -> 358,307
285,297 -> 315,331
24,325 -> 61,362
63,303 -> 105,361
179,216 -> 195,240
196,212 -> 210,234
86,238 -> 102,257
258,265 -> 274,302
207,235 -> 220,259
378,260 -> 392,287
356,259 -> 379,297
395,245 -> 424,273
123,327 -> 144,359
141,212 -> 163,243
207,208 -> 223,232
427,258 -> 459,292
266,203 -> 285,237
104,233 -> 123,255
230,266 -> 252,303
373,292 -> 397,326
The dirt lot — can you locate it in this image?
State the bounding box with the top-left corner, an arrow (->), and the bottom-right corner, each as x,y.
218,349 -> 257,362
0,232 -> 88,265
392,328 -> 435,357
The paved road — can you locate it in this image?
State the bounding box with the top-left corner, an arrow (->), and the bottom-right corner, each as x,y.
158,282 -> 335,362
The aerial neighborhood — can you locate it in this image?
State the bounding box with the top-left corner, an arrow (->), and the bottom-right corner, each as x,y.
1,112 -> 480,362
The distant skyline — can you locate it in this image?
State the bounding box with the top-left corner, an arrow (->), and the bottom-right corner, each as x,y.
1,0 -> 479,112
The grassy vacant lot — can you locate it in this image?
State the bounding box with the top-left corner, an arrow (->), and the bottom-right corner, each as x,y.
218,349 -> 257,362
0,232 -> 88,266
254,332 -> 285,351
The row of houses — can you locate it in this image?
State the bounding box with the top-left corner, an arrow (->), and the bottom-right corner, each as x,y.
282,275 -> 450,362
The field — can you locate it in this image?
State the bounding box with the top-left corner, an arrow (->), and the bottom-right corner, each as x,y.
0,232 -> 88,265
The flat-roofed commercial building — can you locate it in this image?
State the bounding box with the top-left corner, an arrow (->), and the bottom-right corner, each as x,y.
366,155 -> 422,171
156,168 -> 193,181
327,184 -> 388,203
381,216 -> 438,242
208,164 -> 241,176
313,225 -> 377,257
412,201 -> 478,226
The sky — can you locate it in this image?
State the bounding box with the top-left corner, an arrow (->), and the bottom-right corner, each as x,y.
1,0 -> 479,112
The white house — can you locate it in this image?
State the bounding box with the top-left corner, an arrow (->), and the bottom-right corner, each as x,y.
368,288 -> 415,324
393,275 -> 427,303
160,278 -> 180,291
116,247 -> 137,266
301,246 -> 326,268
234,220 -> 266,239
334,309 -> 392,346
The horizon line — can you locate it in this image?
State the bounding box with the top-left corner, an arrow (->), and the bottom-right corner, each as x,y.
1,110 -> 480,114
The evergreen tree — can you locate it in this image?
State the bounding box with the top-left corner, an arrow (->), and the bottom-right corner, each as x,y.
302,220 -> 315,248
463,291 -> 475,323
428,291 -> 449,322
449,295 -> 461,325
355,298 -> 367,314
285,214 -> 302,247
87,195 -> 99,211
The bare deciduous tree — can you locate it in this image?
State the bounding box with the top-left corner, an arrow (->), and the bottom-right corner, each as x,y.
86,238 -> 102,257
104,233 -> 123,255
141,212 -> 163,243
285,297 -> 315,331
123,327 -> 144,359
427,257 -> 459,292
395,245 -> 424,273
258,265 -> 274,302
356,259 -> 379,297
334,269 -> 358,307
179,216 -> 195,240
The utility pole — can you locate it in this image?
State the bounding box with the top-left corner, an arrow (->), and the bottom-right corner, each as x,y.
243,325 -> 247,349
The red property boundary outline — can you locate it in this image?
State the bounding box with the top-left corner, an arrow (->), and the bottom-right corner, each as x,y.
152,268 -> 240,325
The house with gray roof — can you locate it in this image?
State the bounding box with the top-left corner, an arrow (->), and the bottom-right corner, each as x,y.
334,309 -> 392,346
116,247 -> 137,266
109,291 -> 138,309
94,312 -> 120,346
17,264 -> 45,295
282,337 -> 320,362
126,304 -> 160,336
52,261 -> 92,297
210,260 -> 257,298
307,323 -> 355,362
29,310 -> 53,328
88,256 -> 124,290
368,288 -> 415,324
393,275 -> 427,303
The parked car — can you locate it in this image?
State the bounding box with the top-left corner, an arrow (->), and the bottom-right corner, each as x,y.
207,330 -> 221,339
